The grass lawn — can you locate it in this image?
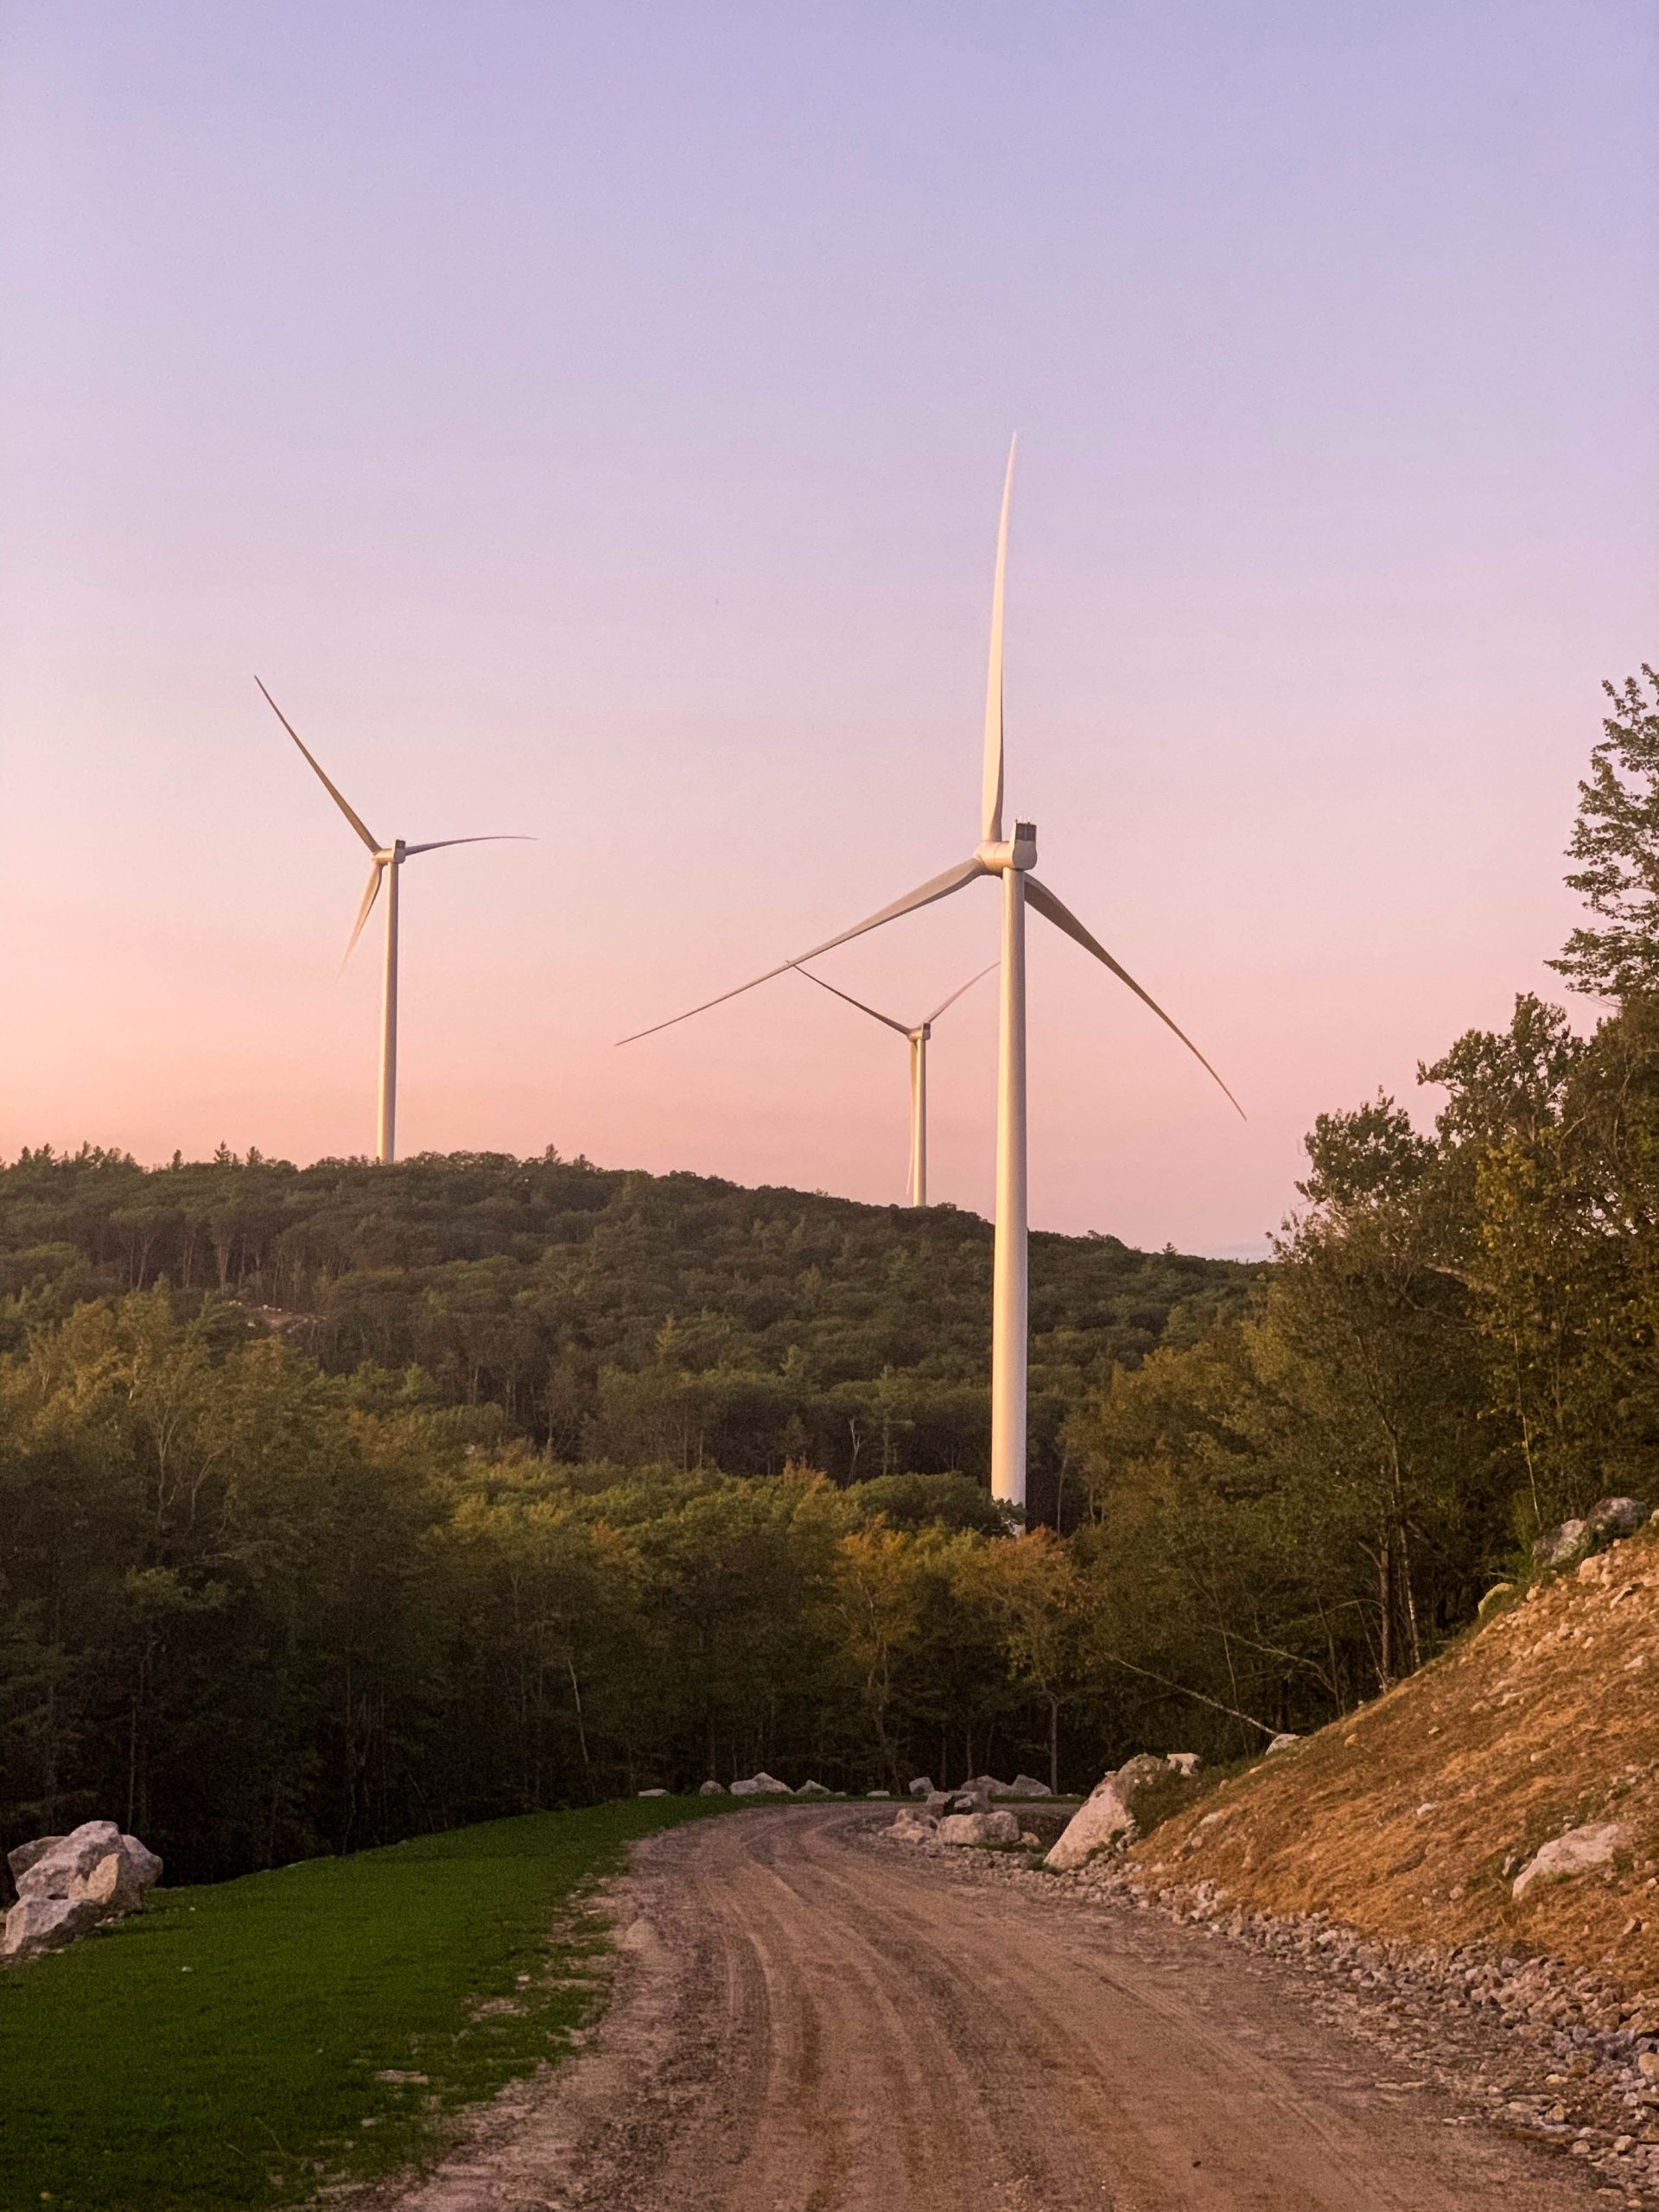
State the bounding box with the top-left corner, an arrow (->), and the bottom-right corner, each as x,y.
0,1796 -> 729,2212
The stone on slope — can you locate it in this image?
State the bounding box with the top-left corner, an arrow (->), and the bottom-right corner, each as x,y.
15,1821 -> 126,1900
1532,1518 -> 1588,1569
1512,1821 -> 1632,1902
1044,1753 -> 1174,1871
119,1834 -> 162,1891
1266,1732 -> 1301,1754
1166,1753 -> 1201,1777
888,1809 -> 938,1843
2,1894 -> 105,1961
79,1850 -> 149,1916
729,1773 -> 792,1797
6,1836 -> 64,1883
3,1821 -> 162,1960
1586,1496 -> 1652,1541
938,1809 -> 1020,1848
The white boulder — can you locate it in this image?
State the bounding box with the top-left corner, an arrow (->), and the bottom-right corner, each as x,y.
730,1772 -> 792,1797
1512,1821 -> 1631,1902
1002,1774 -> 1052,1798
15,1821 -> 126,1898
1266,1732 -> 1301,1755
938,1809 -> 1020,1848
1166,1752 -> 1201,1778
1044,1754 -> 1173,1870
907,1777 -> 934,1797
3,1821 -> 162,1961
866,1789 -> 892,1799
888,1810 -> 938,1844
637,1788 -> 669,1798
1,1894 -> 105,1960
6,1835 -> 64,1882
795,1780 -> 833,1798
698,1780 -> 726,1796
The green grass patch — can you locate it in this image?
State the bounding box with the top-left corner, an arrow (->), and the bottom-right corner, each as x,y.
0,1796 -> 729,2212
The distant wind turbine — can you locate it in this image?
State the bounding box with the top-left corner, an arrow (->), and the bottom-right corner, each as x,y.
257,679 -> 530,1166
620,440 -> 1241,1512
797,962 -> 996,1207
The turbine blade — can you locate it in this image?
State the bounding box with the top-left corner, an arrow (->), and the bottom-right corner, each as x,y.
256,679 -> 380,854
403,835 -> 537,856
343,861 -> 385,965
921,958 -> 998,1028
982,436 -> 1016,844
618,856 -> 987,1046
798,967 -> 911,1036
1025,874 -> 1244,1118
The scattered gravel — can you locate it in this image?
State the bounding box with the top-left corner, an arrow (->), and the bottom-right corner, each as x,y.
878,1821 -> 1659,2208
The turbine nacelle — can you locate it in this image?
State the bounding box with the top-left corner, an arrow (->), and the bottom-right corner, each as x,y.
975,821 -> 1038,875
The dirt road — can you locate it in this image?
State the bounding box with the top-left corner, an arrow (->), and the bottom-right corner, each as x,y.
379,1805 -> 1611,2211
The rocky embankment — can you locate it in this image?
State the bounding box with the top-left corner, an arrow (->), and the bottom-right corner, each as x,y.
880,1505 -> 1659,2201
1132,1510 -> 1659,1980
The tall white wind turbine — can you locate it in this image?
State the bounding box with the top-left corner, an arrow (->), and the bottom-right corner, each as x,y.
797,963 -> 996,1207
257,679 -> 529,1165
620,441 -> 1241,1511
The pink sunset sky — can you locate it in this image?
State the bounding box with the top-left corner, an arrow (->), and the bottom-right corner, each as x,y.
1,3 -> 1654,1257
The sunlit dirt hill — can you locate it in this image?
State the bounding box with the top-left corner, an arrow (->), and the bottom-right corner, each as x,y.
1133,1522 -> 1659,1997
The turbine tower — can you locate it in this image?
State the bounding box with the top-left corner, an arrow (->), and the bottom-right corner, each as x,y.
257,679 -> 528,1165
620,441 -> 1240,1511
797,963 -> 995,1207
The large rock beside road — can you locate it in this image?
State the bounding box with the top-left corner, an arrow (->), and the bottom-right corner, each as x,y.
698,1780 -> 726,1796
938,1809 -> 1020,1848
888,1809 -> 938,1844
730,1773 -> 792,1798
1001,1774 -> 1052,1799
796,1780 -> 833,1798
1512,1821 -> 1631,1902
1045,1754 -> 1185,1871
3,1821 -> 162,1961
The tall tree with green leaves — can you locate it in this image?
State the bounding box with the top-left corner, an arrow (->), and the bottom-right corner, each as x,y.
1552,666 -> 1659,1000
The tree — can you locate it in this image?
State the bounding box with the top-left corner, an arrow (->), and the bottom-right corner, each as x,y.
1552,666 -> 1659,999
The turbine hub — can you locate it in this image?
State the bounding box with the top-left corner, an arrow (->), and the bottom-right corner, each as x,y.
974,819 -> 1037,874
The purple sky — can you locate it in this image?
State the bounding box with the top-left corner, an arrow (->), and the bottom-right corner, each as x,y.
2,2 -> 1654,1254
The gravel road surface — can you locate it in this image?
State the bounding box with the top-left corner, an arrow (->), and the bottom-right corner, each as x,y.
374,1804 -> 1611,2211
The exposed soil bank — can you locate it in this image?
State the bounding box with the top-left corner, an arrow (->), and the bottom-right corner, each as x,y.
359,1805 -> 1610,2211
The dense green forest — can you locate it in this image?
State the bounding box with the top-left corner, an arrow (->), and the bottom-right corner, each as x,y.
0,1152 -> 1251,1510
3,669 -> 1656,1891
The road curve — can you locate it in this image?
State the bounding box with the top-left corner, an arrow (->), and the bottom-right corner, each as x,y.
378,1805 -> 1606,2212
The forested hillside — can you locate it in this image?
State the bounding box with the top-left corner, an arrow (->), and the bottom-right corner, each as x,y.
3,671 -> 1656,1900
0,1148 -> 1249,1503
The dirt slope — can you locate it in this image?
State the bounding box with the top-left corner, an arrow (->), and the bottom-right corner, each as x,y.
365,1806 -> 1599,2211
1133,1523 -> 1659,1994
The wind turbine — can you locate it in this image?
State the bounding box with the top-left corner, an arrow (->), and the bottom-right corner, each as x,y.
797,962 -> 996,1207
257,679 -> 529,1166
620,440 -> 1240,1511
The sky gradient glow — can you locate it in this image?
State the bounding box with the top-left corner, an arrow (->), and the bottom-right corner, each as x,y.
2,3 -> 1655,1255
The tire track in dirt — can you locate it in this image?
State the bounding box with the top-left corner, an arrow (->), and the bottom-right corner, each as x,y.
365,1805 -> 1614,2211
